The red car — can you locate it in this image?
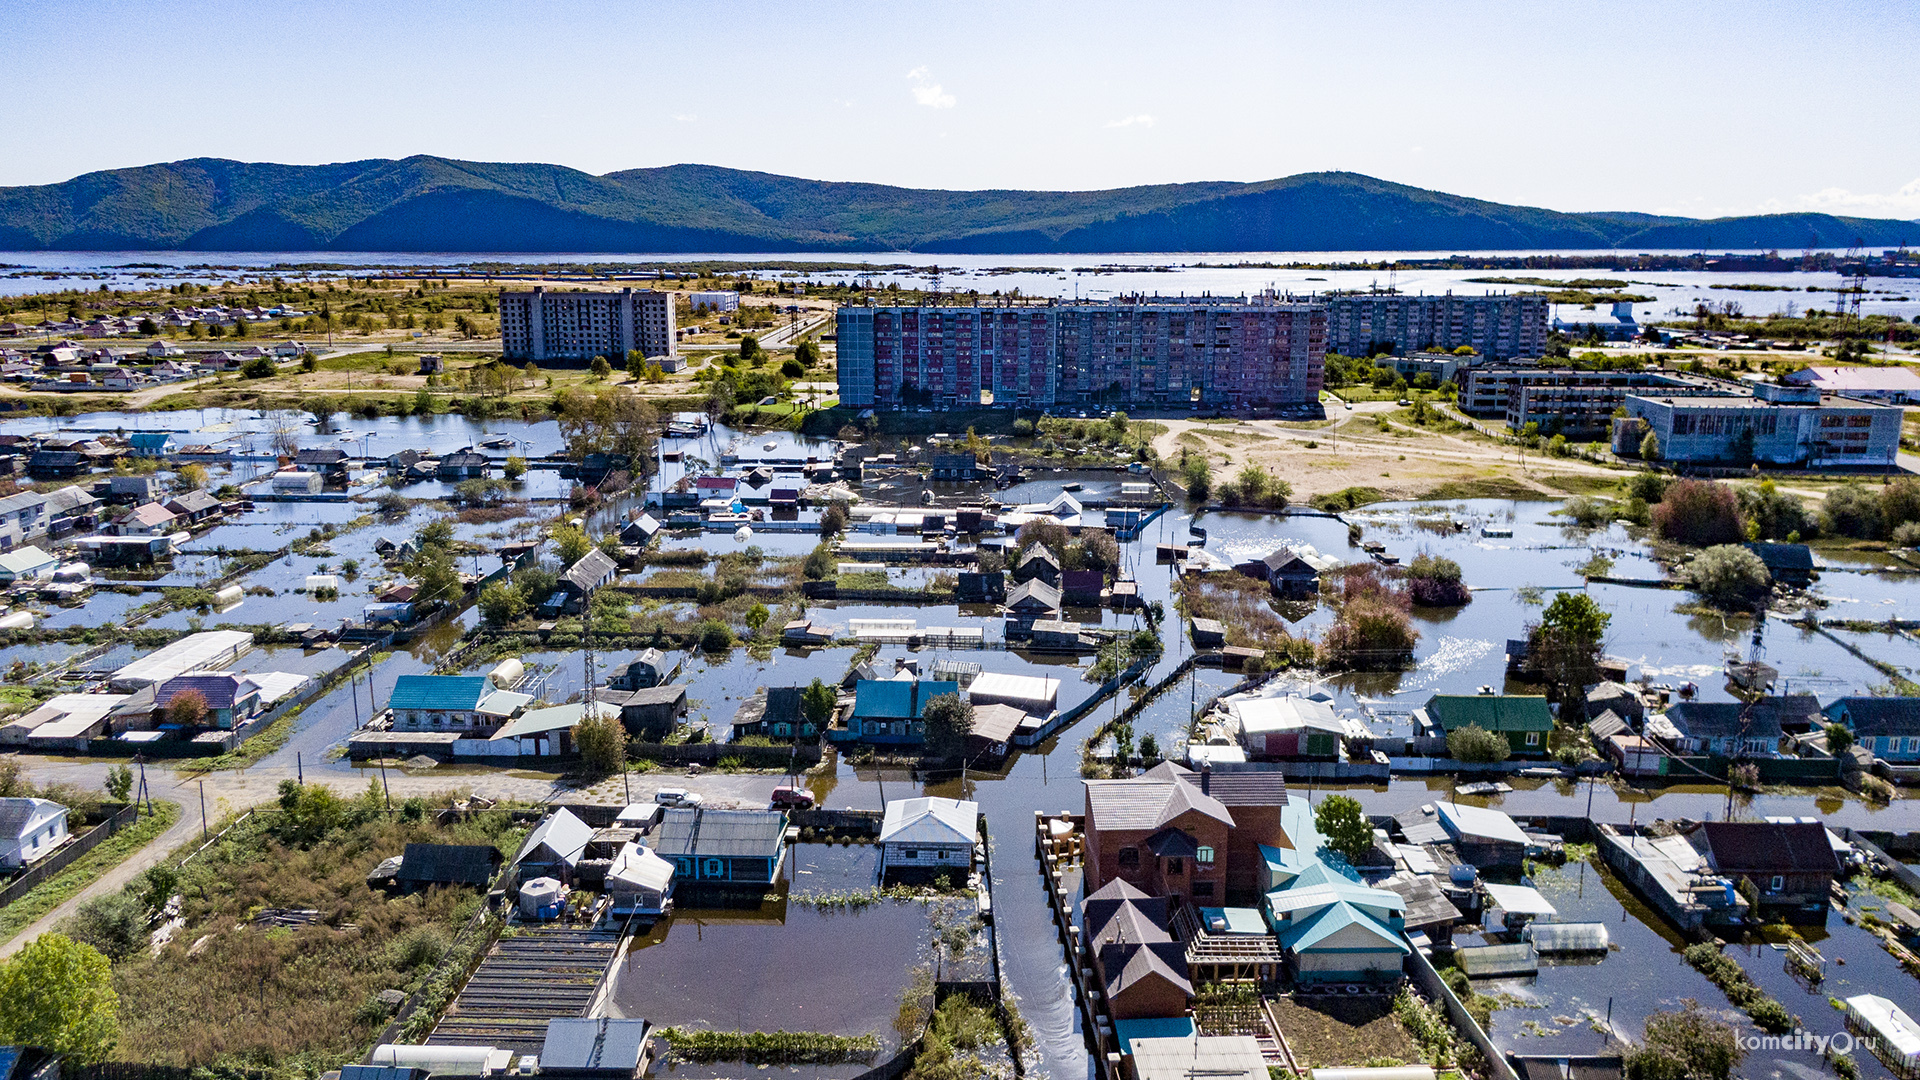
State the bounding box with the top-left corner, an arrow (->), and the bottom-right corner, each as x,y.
770,786 -> 815,809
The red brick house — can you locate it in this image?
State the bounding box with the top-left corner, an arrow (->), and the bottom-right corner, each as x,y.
1084,763 -> 1291,906
1081,878 -> 1193,1020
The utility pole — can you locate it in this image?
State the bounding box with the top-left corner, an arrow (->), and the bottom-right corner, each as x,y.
198,781 -> 207,839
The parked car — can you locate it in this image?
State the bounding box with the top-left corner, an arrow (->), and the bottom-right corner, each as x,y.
770,786 -> 815,809
655,788 -> 704,808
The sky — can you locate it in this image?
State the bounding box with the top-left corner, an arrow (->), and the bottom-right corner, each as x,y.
5,0 -> 1919,220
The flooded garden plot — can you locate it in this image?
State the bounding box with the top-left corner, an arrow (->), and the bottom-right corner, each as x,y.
604,842 -> 945,1053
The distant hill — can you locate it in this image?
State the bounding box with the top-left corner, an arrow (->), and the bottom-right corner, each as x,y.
0,156 -> 1913,253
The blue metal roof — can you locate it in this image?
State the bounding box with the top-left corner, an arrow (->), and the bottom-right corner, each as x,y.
1114,1017 -> 1196,1055
130,432 -> 174,449
855,680 -> 914,719
389,674 -> 490,711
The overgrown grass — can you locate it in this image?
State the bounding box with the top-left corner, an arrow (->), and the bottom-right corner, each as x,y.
1683,942 -> 1795,1032
109,794 -> 527,1072
0,803 -> 181,945
1180,573 -> 1312,659
656,1028 -> 880,1064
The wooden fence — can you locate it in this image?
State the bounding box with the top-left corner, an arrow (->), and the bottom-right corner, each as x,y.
0,803 -> 139,910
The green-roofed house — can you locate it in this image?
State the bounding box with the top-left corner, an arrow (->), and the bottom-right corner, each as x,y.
388,674 -> 532,737
1420,693 -> 1554,757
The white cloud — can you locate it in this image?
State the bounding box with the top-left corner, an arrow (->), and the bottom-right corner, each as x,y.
906,66 -> 955,109
672,113 -> 695,123
1105,114 -> 1155,129
1791,178 -> 1920,219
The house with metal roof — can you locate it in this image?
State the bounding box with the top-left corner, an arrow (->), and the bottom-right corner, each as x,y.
1188,618 -> 1226,648
388,674 -> 531,736
438,450 -> 492,480
165,489 -> 222,524
489,703 -> 584,756
1685,820 -> 1839,921
1824,696 -> 1920,763
1015,543 -> 1061,587
604,844 -> 675,918
129,432 -> 177,457
1433,800 -> 1530,870
651,807 -> 788,887
0,797 -> 68,869
591,685 -> 688,740
0,546 -> 56,584
609,648 -> 679,691
879,796 -> 977,874
1745,542 -> 1815,588
1420,693 -> 1554,756
1128,1034 -> 1267,1080
1659,695 -> 1819,757
1223,691 -> 1347,759
1261,802 -> 1409,984
293,447 -> 351,486
1081,878 -> 1193,1021
539,1017 -> 654,1080
154,672 -> 261,730
114,501 -> 177,537
836,679 -> 959,745
513,808 -> 595,882
556,548 -> 618,609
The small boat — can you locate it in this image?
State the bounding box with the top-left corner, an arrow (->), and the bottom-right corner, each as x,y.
762,439 -> 778,451
1455,781 -> 1513,796
1062,482 -> 1082,492
1480,525 -> 1513,538
481,435 -> 515,449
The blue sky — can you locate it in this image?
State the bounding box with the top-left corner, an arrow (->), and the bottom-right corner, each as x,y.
6,0 -> 1918,219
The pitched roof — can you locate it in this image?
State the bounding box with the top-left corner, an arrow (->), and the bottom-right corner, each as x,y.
1825,696 -> 1920,738
1665,695 -> 1819,737
397,843 -> 499,887
43,485 -> 96,514
606,843 -> 674,894
0,797 -> 65,838
880,797 -> 977,845
653,807 -> 787,859
166,490 -> 220,515
1693,821 -> 1839,875
129,432 -> 175,449
763,685 -> 804,725
1426,693 -> 1553,733
121,503 -> 177,528
515,808 -> 594,867
1276,900 -> 1410,954
0,547 -> 55,575
1746,542 -> 1814,573
156,672 -> 248,711
1085,776 -> 1235,832
389,674 -> 527,716
1019,543 -> 1059,568
1435,801 -> 1529,846
562,548 -> 618,593
1145,826 -> 1200,858
852,679 -> 957,720
1007,578 -> 1062,610
1100,940 -> 1194,999
293,447 -> 348,465
1138,761 -> 1287,809
1588,710 -> 1630,740
969,703 -> 1026,744
1084,887 -> 1174,948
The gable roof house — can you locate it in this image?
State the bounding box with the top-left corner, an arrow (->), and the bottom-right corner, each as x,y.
28,449 -> 87,479
0,546 -> 57,584
394,842 -> 502,892
878,796 -> 978,875
1085,763 -> 1291,906
1659,695 -> 1821,758
1686,820 -> 1840,922
164,489 -> 222,524
560,549 -> 618,600
835,679 -> 959,745
731,685 -> 810,741
609,648 -> 680,691
1745,542 -> 1816,588
0,490 -> 50,548
438,450 -> 492,480
1061,569 -> 1105,607
1223,692 -> 1346,760
1420,693 -> 1554,756
293,447 -> 351,486
1234,546 -> 1329,599
0,797 -> 69,869
115,501 -> 178,537
154,672 -> 262,729
513,808 -> 595,883
1014,544 -> 1061,587
1429,800 -> 1529,870
652,807 -> 789,888
592,685 -> 689,741
604,843 -> 675,918
129,432 -> 177,457
1080,878 -> 1194,1021
388,674 -> 531,735
1825,696 -> 1920,762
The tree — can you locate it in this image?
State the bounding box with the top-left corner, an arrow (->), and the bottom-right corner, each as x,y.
1639,429 -> 1661,461
174,462 -> 208,492
103,764 -> 133,802
739,335 -> 762,365
820,503 -> 848,538
1681,545 -> 1772,608
794,340 -> 822,368
478,581 -> 528,626
1823,481 -> 1884,539
0,933 -> 119,1063
626,349 -> 648,382
1180,453 -> 1212,503
745,603 -> 771,635
698,618 -> 734,653
801,678 -> 836,729
59,891 -> 149,961
242,355 -> 276,379
1405,553 -> 1471,606
1526,591 -> 1612,710
407,544 -> 461,607
802,542 -> 836,580
553,524 -> 593,566
503,456 -> 528,481
1314,794 -> 1374,863
921,691 -> 972,760
1447,723 -> 1511,763
166,688 -> 209,727
1651,480 -> 1743,546
1138,733 -> 1160,763
574,710 -> 630,776
1826,722 -> 1854,755
588,355 -> 612,381
1625,1001 -> 1743,1080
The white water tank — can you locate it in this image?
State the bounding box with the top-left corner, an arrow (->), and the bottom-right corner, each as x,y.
370,1044 -> 512,1078
0,612 -> 34,630
733,525 -> 753,543
53,562 -> 89,583
214,585 -> 244,606
488,658 -> 524,689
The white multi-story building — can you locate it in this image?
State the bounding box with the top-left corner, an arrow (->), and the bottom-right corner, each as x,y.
689,290 -> 740,313
499,287 -> 675,363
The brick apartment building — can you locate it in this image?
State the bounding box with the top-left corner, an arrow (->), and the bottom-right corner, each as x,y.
1083,762 -> 1292,906
499,287 -> 675,364
836,298 -> 1325,411
1323,293 -> 1548,360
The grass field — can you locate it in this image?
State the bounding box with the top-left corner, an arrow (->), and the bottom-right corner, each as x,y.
0,803 -> 181,946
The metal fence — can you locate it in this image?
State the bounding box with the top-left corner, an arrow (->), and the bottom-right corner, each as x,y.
0,803 -> 140,910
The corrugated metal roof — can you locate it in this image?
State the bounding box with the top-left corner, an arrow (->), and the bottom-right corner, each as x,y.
1483,882 -> 1558,916
1426,693 -> 1553,733
855,679 -> 915,719
1436,801 -> 1529,846
1129,1035 -> 1266,1080
389,675 -> 490,712
541,1018 -> 652,1074
881,797 -> 977,845
652,808 -> 787,859
397,843 -> 499,887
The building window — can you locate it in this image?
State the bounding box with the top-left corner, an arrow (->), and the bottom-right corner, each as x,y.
1168,858 -> 1184,876
903,849 -> 919,859
1769,875 -> 1784,892
1193,882 -> 1214,898
1196,846 -> 1215,865
1525,732 -> 1539,746
705,858 -> 725,879
1117,847 -> 1140,870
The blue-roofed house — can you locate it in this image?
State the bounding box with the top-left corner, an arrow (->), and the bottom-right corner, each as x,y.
651,807 -> 789,888
1259,803 -> 1409,984
1825,697 -> 1920,763
129,432 -> 177,457
832,679 -> 960,745
388,674 -> 531,736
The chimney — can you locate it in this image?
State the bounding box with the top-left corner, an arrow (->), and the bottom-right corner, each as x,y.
1200,763 -> 1212,796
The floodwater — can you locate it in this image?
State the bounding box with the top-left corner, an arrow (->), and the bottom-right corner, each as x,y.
10,412 -> 1920,1080
2,248 -> 1916,324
